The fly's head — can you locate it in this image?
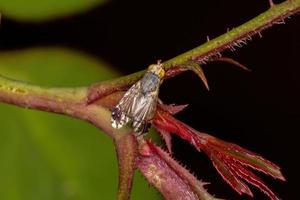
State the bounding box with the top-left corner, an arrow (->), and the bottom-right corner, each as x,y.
147,60 -> 165,79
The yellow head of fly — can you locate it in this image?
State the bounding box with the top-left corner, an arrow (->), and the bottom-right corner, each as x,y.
147,61 -> 165,79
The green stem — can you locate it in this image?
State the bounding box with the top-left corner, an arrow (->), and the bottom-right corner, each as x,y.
87,0 -> 300,103
163,0 -> 300,67
0,75 -> 87,113
0,75 -> 131,139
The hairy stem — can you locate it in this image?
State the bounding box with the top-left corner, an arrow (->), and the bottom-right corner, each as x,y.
87,0 -> 300,103
164,0 -> 300,67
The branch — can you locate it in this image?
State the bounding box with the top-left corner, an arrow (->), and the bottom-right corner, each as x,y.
163,0 -> 300,67
0,75 -> 130,139
0,75 -> 86,115
115,134 -> 138,200
87,0 -> 300,103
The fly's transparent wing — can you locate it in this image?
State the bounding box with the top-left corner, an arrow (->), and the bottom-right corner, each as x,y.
111,81 -> 160,135
111,81 -> 142,129
131,90 -> 159,135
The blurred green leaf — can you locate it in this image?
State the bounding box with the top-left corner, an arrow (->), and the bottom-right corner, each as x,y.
0,0 -> 107,22
0,47 -> 160,200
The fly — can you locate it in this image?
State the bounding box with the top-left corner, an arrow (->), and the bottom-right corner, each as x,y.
111,60 -> 165,135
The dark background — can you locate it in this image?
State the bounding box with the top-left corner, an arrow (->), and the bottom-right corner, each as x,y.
0,0 -> 299,199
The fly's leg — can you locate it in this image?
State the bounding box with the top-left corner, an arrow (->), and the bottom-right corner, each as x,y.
133,120 -> 151,136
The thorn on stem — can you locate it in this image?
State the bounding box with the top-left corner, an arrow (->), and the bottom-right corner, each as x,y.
185,62 -> 210,90
216,57 -> 251,72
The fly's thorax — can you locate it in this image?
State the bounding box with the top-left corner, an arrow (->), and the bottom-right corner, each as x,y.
140,72 -> 160,94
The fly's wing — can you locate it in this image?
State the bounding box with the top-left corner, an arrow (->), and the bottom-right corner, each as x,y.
131,89 -> 159,135
111,81 -> 142,129
111,83 -> 160,135
111,77 -> 161,135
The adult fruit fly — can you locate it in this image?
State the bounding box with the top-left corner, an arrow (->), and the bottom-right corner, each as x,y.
111,61 -> 165,135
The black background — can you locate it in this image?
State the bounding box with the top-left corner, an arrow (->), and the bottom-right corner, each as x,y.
0,0 -> 299,199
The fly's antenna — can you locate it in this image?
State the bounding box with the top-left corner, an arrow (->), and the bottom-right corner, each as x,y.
157,60 -> 162,66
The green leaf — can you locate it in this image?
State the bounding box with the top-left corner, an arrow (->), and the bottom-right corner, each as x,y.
0,47 -> 160,200
0,0 -> 108,22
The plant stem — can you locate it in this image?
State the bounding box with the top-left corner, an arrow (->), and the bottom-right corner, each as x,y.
163,0 -> 300,67
87,0 -> 300,103
0,75 -> 87,113
0,75 -> 130,139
